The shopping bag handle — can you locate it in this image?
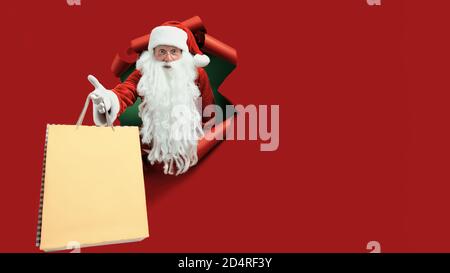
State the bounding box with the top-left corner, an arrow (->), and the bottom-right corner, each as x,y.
76,93 -> 114,131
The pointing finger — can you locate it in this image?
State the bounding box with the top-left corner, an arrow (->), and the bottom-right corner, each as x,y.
87,75 -> 104,89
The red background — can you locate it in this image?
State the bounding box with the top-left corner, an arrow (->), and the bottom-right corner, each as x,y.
2,0 -> 450,253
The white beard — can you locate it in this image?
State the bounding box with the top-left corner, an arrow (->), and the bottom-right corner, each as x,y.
136,50 -> 204,175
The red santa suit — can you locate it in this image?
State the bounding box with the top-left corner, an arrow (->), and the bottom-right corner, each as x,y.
91,22 -> 215,174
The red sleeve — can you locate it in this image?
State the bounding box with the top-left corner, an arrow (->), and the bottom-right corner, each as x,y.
196,68 -> 215,124
111,69 -> 142,116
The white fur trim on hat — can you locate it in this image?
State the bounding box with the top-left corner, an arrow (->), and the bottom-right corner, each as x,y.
194,54 -> 210,68
148,26 -> 189,52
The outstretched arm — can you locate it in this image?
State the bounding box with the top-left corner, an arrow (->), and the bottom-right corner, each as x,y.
111,69 -> 143,116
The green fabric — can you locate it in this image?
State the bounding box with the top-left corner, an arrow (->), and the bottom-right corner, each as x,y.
204,55 -> 236,120
118,54 -> 236,126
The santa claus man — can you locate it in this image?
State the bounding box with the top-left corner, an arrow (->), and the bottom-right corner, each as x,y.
88,22 -> 215,176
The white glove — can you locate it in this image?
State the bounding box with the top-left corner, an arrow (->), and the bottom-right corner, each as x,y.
87,75 -> 120,126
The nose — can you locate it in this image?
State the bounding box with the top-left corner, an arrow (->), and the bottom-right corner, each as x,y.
163,53 -> 174,63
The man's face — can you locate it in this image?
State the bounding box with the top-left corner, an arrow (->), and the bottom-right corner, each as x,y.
153,45 -> 183,64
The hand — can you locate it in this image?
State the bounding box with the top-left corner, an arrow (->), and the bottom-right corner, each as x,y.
88,75 -> 111,114
87,75 -> 120,126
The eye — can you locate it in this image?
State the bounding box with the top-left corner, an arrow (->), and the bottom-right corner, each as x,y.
159,49 -> 166,55
170,49 -> 177,55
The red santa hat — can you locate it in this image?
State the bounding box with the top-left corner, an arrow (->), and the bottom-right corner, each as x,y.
148,22 -> 210,68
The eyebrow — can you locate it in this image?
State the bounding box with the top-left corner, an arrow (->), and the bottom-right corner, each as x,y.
154,47 -> 182,53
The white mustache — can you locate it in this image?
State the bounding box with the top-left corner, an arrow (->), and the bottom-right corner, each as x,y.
158,59 -> 183,70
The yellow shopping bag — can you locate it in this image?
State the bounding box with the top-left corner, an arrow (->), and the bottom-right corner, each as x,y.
36,95 -> 149,252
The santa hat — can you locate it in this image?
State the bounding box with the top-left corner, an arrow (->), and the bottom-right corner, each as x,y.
148,22 -> 210,68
